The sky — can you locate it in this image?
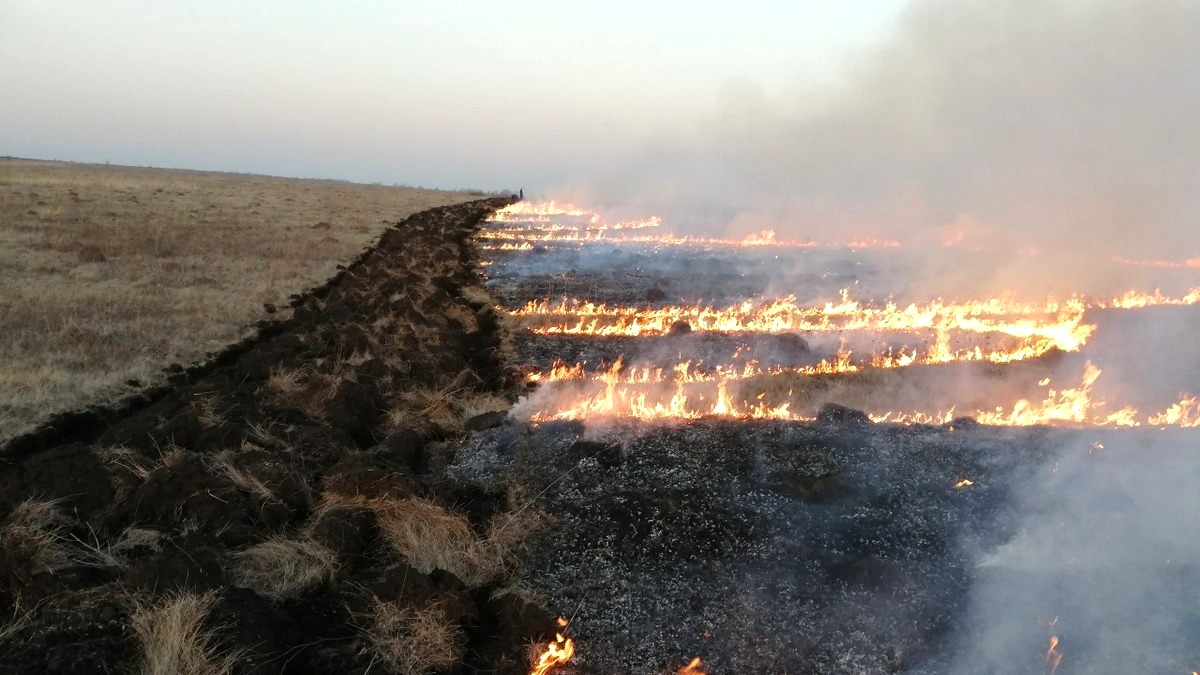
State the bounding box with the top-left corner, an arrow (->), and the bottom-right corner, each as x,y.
0,0 -> 907,190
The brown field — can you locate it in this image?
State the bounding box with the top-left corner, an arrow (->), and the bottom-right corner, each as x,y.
0,157 -> 486,443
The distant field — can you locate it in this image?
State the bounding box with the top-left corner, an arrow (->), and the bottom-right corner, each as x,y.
0,157 -> 485,443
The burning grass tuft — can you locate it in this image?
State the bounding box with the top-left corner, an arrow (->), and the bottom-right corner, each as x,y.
130,592 -> 243,675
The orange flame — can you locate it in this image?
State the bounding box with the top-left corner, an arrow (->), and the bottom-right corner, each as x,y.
954,479 -> 975,488
1111,255 -> 1200,270
528,623 -> 575,675
482,201 -> 899,249
1045,635 -> 1063,675
510,291 -> 1098,352
525,359 -> 1200,428
678,657 -> 707,674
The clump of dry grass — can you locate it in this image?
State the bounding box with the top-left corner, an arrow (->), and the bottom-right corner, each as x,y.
130,592 -> 242,675
70,526 -> 164,569
1,499 -> 72,572
386,383 -> 512,434
207,449 -> 286,504
358,600 -> 464,675
96,444 -> 156,481
458,285 -> 496,308
1,498 -> 165,574
231,536 -> 339,600
0,157 -> 481,444
264,359 -> 361,421
356,495 -> 546,587
0,604 -> 37,644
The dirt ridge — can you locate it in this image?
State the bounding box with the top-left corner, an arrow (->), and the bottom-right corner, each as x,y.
0,197 -> 555,674
0,199 -> 497,464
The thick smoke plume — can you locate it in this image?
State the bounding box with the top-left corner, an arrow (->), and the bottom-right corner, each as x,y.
578,0 -> 1200,296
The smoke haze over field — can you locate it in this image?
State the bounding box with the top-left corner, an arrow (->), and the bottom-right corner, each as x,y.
572,0 -> 1200,285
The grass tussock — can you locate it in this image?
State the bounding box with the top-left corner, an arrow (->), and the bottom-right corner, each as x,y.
1,499 -> 72,572
359,600 -> 464,675
97,444 -> 156,481
387,385 -> 512,434
0,157 -> 481,444
353,495 -> 546,587
231,536 -> 339,600
130,592 -> 242,675
207,449 -> 289,504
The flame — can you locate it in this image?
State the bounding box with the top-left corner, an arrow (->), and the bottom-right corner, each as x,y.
1112,255 -> 1200,270
526,360 -> 1200,428
678,657 -> 707,674
1045,635 -> 1063,675
482,242 -> 535,251
482,201 -> 898,249
511,290 -> 1096,353
1147,394 -> 1200,427
490,200 -> 592,220
954,479 -> 975,488
528,622 -> 575,675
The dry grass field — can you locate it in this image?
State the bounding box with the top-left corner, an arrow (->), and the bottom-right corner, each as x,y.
0,157 -> 486,444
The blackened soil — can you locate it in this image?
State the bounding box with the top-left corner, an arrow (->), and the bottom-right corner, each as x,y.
0,199 -> 554,674
448,418 -> 1071,674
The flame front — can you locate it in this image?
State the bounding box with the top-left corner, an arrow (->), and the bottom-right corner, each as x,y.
526,358 -> 1200,428
511,291 -> 1099,353
487,203 -> 1200,429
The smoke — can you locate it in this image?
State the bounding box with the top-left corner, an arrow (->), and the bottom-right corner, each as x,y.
574,0 -> 1200,297
936,430 -> 1200,673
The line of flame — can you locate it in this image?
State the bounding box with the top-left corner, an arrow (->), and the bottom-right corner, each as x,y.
526,360 -> 1200,428
511,290 -> 1098,351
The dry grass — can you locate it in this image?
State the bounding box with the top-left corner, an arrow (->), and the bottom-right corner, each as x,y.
0,157 -> 483,443
386,384 -> 512,434
231,536 -> 339,600
358,599 -> 464,675
0,499 -> 72,573
358,495 -> 546,587
130,592 -> 243,675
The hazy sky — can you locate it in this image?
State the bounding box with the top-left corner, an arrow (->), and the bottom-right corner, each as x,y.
0,0 -> 907,189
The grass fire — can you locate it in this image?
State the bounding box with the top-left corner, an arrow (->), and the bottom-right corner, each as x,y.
6,1 -> 1200,673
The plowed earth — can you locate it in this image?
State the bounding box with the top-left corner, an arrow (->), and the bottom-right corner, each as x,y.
0,199 -> 556,674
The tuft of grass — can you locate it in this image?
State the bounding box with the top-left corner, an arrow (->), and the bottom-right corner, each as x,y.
69,525 -> 163,569
386,384 -> 511,434
130,592 -> 243,675
358,600 -> 464,675
364,496 -> 546,587
1,499 -> 72,573
0,603 -> 37,644
230,536 -> 339,600
207,450 -> 279,503
97,444 -> 155,481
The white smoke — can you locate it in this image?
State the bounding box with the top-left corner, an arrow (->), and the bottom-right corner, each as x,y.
942,430 -> 1200,673
573,0 -> 1200,297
